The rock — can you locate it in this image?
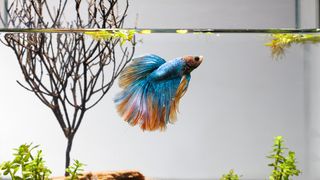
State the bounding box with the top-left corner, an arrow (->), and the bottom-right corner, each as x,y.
52,170 -> 145,180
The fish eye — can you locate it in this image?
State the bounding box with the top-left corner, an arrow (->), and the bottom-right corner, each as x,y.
194,56 -> 200,61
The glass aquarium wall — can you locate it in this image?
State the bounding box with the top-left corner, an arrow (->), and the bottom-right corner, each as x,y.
301,0 -> 320,179
0,0 -> 315,179
0,0 -> 6,27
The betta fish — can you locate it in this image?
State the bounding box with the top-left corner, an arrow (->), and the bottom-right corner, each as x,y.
114,54 -> 203,131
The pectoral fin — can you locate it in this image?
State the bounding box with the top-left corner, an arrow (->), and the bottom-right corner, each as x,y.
170,74 -> 191,121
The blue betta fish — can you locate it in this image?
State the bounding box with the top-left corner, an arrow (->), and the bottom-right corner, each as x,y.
114,54 -> 203,131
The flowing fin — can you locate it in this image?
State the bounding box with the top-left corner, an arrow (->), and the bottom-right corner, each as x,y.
150,77 -> 182,127
118,54 -> 166,88
115,76 -> 183,131
170,74 -> 191,121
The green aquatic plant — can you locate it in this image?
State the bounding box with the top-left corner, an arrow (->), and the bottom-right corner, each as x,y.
84,30 -> 136,45
267,136 -> 301,180
0,143 -> 51,180
65,160 -> 86,180
220,169 -> 241,180
265,34 -> 320,58
176,29 -> 189,34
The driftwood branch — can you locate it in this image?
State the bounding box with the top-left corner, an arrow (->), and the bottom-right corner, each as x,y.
1,0 -> 135,173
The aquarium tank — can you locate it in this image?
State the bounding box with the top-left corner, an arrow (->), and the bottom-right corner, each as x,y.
0,0 -> 319,179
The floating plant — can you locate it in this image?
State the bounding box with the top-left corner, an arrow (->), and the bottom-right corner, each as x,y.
266,34 -> 320,58
84,30 -> 136,45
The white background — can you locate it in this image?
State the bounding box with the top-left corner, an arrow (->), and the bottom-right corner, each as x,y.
0,0 -> 311,179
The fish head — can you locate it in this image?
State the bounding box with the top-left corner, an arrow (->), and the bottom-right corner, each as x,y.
183,55 -> 203,73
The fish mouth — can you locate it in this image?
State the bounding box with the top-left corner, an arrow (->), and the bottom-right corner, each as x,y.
198,55 -> 204,64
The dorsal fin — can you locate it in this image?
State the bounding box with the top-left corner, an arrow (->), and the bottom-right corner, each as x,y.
119,54 -> 166,88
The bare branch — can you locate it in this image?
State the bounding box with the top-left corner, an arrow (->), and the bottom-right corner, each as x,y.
2,0 -> 135,171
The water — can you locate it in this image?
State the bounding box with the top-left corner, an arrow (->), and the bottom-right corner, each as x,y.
0,31 -> 307,180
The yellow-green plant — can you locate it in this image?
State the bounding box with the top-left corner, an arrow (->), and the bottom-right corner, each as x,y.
0,143 -> 51,180
65,159 -> 86,180
220,169 -> 241,180
265,34 -> 320,58
84,30 -> 136,45
267,136 -> 301,180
